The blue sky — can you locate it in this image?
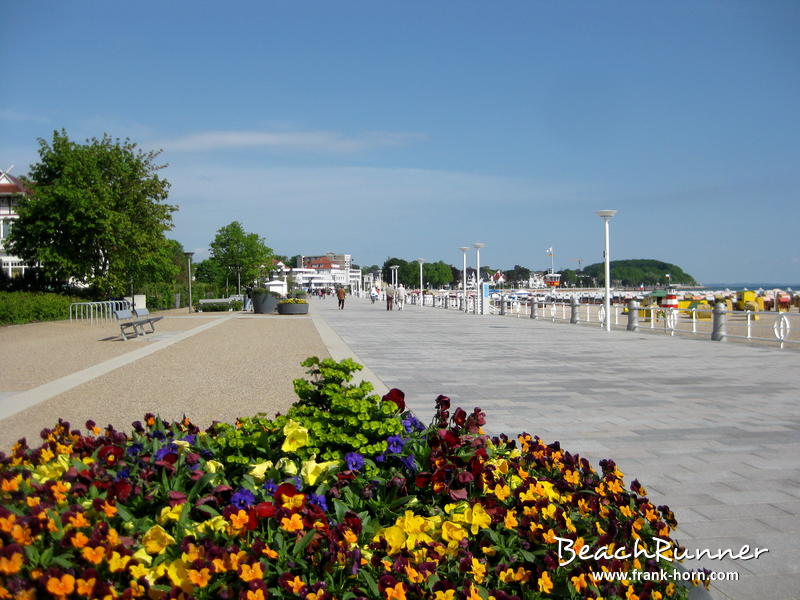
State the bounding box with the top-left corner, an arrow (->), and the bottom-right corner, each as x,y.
2,1 -> 798,283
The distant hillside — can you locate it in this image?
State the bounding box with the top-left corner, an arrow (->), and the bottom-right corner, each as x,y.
571,259 -> 697,287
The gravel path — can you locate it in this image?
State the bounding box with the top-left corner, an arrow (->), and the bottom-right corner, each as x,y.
0,312 -> 329,450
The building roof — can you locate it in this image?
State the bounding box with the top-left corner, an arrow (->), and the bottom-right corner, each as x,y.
0,170 -> 28,196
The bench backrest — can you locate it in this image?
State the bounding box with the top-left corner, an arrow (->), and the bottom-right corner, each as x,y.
114,309 -> 133,320
133,307 -> 151,318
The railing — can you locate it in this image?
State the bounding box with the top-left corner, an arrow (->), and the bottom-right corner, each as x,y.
404,292 -> 799,349
69,300 -> 131,325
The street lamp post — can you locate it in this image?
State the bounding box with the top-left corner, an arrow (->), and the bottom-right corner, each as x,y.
184,251 -> 194,313
459,246 -> 469,312
595,210 -> 617,332
416,259 -> 425,308
473,243 -> 485,315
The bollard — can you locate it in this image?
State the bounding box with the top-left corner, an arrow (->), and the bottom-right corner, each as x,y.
627,300 -> 639,331
712,302 -> 727,341
530,299 -> 538,319
570,296 -> 579,324
500,295 -> 506,315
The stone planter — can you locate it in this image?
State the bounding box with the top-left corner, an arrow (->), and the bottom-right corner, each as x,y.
252,293 -> 278,314
277,302 -> 309,315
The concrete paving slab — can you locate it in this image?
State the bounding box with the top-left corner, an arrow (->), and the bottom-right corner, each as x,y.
312,296 -> 800,599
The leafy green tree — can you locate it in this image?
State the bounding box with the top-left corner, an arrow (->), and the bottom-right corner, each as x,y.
424,261 -> 454,288
209,221 -> 274,294
194,258 -> 225,287
582,259 -> 697,287
8,130 -> 177,297
503,264 -> 532,286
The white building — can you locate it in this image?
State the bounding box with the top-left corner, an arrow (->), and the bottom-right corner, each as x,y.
0,168 -> 27,278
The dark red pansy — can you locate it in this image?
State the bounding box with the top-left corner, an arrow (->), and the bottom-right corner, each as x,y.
253,502 -> 277,518
98,445 -> 124,465
381,388 -> 406,412
435,395 -> 451,411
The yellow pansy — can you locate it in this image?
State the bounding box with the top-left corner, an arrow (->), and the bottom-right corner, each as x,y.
276,457 -> 299,476
441,520 -> 467,543
247,461 -> 274,482
133,547 -> 152,566
107,551 -> 131,572
204,460 -> 225,474
300,459 -> 339,486
158,503 -> 185,524
375,525 -> 406,554
194,515 -> 228,535
281,420 -> 309,453
142,525 -> 176,555
465,503 -> 491,534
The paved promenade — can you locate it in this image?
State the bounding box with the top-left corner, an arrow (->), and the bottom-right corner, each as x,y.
317,296 -> 800,600
1,299 -> 798,599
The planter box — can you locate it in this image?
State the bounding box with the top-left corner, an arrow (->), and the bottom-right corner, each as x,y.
277,303 -> 309,315
252,294 -> 278,314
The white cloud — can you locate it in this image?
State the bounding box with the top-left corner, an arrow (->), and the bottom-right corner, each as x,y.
158,130 -> 427,153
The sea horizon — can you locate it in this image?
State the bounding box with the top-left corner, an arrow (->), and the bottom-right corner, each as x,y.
699,282 -> 799,291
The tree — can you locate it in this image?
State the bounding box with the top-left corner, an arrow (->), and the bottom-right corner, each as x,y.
582,259 -> 697,287
209,221 -> 274,294
8,130 -> 177,297
503,264 -> 532,286
424,261 -> 454,288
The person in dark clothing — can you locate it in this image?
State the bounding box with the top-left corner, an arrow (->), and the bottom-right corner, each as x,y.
336,286 -> 346,309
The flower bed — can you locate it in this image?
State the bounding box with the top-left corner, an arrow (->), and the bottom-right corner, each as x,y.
0,358 -> 696,599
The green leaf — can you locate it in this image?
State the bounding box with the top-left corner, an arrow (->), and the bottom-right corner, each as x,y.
293,529 -> 316,555
23,545 -> 40,567
359,571 -> 380,598
51,553 -> 74,569
116,503 -> 134,522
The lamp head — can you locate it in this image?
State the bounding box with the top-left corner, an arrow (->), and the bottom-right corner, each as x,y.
472,242 -> 486,249
459,246 -> 469,252
184,251 -> 195,259
596,210 -> 618,219
416,258 -> 425,264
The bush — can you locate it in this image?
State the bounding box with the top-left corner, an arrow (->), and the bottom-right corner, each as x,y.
279,298 -> 308,305
0,291 -> 83,325
195,299 -> 244,312
0,358 -> 696,599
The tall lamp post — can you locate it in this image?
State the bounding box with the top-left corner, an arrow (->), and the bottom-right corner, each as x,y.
459,246 -> 469,312
184,251 -> 194,313
416,259 -> 425,308
473,243 -> 485,315
595,210 -> 617,332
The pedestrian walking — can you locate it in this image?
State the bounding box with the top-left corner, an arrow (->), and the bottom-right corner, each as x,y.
386,285 -> 395,311
395,284 -> 406,310
336,286 -> 346,310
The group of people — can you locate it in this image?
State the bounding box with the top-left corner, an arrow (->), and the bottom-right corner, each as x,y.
371,284 -> 406,311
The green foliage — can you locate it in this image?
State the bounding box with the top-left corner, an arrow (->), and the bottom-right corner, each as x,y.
8,130 -> 177,297
209,221 -> 274,293
503,264 -> 532,285
0,291 -> 83,324
195,300 -> 243,312
382,258 -> 454,288
582,259 -> 697,286
214,357 -> 404,465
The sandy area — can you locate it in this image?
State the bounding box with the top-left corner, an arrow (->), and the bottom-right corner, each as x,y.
0,314 -> 329,450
